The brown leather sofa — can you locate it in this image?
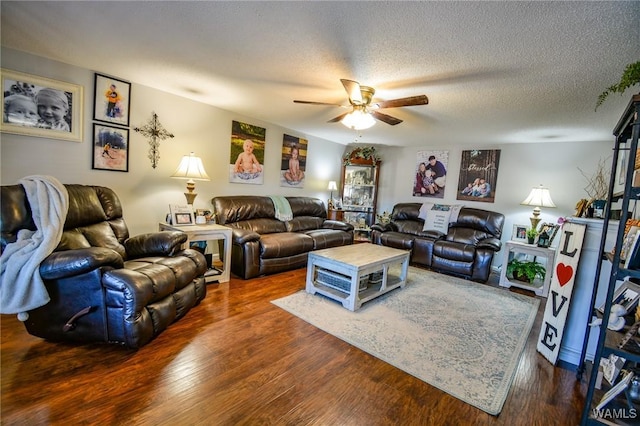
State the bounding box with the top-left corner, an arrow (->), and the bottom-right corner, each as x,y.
212,196 -> 354,279
1,184 -> 207,348
371,203 -> 504,283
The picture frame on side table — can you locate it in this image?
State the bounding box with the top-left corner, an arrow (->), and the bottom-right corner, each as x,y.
169,204 -> 195,226
92,124 -> 129,172
0,68 -> 83,142
512,224 -> 528,243
93,73 -> 131,127
538,222 -> 560,245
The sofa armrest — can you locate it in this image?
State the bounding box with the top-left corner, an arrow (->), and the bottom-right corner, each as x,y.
322,220 -> 354,232
371,223 -> 395,232
125,231 -> 187,258
232,228 -> 261,245
40,247 -> 124,280
477,237 -> 502,251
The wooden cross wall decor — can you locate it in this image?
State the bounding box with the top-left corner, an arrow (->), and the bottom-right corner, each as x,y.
133,112 -> 174,168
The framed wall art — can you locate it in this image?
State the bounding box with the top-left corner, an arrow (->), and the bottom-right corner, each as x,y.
280,134 -> 307,187
413,150 -> 448,198
92,123 -> 129,172
93,73 -> 131,127
457,149 -> 501,203
0,68 -> 83,142
229,120 -> 265,185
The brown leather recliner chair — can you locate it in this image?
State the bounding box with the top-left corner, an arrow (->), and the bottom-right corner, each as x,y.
371,203 -> 504,283
1,184 -> 207,348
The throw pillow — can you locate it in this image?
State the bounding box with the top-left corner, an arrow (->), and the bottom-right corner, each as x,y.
448,204 -> 463,223
422,205 -> 452,233
418,202 -> 434,221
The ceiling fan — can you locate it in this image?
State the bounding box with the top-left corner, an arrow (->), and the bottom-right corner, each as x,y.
294,79 -> 429,129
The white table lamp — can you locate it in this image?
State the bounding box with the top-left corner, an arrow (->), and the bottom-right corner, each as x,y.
171,152 -> 210,205
521,184 -> 556,230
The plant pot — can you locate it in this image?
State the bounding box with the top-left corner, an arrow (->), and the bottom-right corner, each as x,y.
527,237 -> 535,244
512,272 -> 532,283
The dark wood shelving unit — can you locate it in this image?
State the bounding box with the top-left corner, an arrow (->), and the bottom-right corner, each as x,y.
581,95 -> 640,425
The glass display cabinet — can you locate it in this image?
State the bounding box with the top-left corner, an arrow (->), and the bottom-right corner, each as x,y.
340,147 -> 381,241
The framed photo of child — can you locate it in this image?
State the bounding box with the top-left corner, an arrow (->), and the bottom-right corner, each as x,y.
93,73 -> 131,127
280,134 -> 307,188
457,149 -> 501,203
0,68 -> 83,142
92,124 -> 129,172
229,120 -> 265,185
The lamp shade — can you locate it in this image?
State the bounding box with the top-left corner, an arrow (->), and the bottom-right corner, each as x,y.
521,184 -> 555,230
341,106 -> 376,130
327,181 -> 338,191
171,152 -> 210,181
521,185 -> 556,208
171,152 -> 210,205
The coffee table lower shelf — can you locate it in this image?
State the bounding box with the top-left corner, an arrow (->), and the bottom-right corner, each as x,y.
311,276 -> 405,307
305,243 -> 410,311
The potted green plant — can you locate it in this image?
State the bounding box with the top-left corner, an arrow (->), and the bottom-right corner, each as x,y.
526,228 -> 538,244
595,61 -> 640,111
506,258 -> 546,284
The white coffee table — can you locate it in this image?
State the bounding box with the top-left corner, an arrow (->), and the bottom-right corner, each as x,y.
306,243 -> 410,311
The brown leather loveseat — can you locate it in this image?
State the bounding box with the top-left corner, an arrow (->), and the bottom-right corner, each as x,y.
371,203 -> 504,283
212,196 -> 354,279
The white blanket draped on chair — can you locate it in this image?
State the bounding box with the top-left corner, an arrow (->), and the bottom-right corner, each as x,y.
0,175 -> 69,318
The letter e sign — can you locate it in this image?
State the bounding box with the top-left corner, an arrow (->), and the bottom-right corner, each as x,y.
536,222 -> 586,364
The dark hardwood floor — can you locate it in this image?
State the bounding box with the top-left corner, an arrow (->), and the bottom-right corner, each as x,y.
1,267 -> 587,425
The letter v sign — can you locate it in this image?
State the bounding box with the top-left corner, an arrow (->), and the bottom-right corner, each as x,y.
537,222 -> 586,365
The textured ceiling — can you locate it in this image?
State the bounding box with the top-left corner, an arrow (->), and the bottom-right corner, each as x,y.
1,1 -> 639,147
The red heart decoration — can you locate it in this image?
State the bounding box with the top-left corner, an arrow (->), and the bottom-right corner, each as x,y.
556,263 -> 574,287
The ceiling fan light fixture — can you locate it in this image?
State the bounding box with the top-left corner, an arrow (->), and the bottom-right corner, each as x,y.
341,106 -> 376,130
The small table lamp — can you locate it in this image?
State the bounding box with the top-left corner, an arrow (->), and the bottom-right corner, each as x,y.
171,152 -> 210,205
327,180 -> 338,209
521,184 -> 556,230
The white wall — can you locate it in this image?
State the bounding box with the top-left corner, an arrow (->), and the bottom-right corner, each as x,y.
1,48 -> 345,236
2,47 -> 616,261
373,141 -> 613,267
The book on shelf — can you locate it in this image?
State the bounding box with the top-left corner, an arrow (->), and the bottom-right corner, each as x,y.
595,369 -> 634,411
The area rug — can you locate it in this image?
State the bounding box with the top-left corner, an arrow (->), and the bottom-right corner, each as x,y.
271,267 -> 539,415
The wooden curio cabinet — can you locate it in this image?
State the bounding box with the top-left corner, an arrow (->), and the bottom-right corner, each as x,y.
340,147 -> 381,241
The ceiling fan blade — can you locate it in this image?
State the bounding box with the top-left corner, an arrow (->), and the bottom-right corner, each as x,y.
371,110 -> 403,125
373,95 -> 429,109
327,112 -> 350,123
293,100 -> 346,107
340,79 -> 362,104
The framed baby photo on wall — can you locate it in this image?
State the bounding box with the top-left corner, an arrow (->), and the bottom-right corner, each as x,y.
93,73 -> 131,127
0,68 -> 83,142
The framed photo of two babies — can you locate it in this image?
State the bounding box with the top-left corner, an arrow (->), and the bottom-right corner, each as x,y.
0,68 -> 83,142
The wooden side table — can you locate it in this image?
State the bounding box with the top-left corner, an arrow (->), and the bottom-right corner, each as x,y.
327,208 -> 344,221
159,222 -> 232,283
499,240 -> 556,297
